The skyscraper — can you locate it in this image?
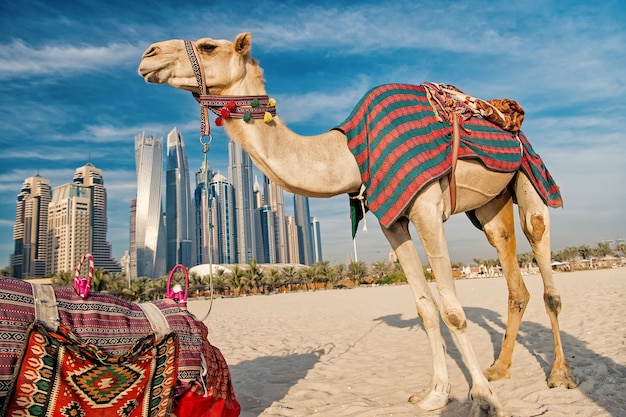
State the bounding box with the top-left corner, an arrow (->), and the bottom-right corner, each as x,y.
311,216 -> 323,263
263,175 -> 288,263
210,173 -> 237,264
285,215 -> 300,264
134,132 -> 166,278
293,195 -> 315,265
166,127 -> 195,269
195,158 -> 216,266
73,162 -> 120,272
47,183 -> 91,274
11,174 -> 52,278
228,140 -> 256,263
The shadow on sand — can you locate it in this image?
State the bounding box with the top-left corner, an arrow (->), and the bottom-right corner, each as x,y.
376,307 -> 626,416
228,350 -> 323,417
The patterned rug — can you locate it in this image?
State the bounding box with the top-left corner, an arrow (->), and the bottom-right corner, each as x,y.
0,278 -> 240,416
1,321 -> 178,417
335,83 -> 563,231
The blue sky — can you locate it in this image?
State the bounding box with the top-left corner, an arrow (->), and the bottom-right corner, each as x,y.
1,0 -> 625,269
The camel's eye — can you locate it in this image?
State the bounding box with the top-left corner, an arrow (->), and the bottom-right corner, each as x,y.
199,44 -> 217,53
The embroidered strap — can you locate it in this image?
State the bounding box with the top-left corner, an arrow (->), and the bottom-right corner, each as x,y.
30,283 -> 60,330
196,95 -> 276,119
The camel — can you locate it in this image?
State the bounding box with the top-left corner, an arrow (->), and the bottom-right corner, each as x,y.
138,33 -> 577,416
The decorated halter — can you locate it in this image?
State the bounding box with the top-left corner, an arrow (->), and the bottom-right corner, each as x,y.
183,40 -> 277,138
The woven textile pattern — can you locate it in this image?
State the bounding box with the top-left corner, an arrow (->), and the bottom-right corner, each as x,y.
335,83 -> 562,228
0,278 -> 238,411
1,322 -> 178,417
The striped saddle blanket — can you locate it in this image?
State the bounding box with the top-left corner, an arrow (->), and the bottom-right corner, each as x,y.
0,277 -> 239,415
335,83 -> 563,230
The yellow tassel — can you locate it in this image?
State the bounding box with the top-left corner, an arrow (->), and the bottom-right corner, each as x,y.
268,97 -> 277,106
263,112 -> 273,123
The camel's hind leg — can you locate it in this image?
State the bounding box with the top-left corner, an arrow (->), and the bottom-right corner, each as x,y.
474,191 -> 530,382
514,173 -> 578,388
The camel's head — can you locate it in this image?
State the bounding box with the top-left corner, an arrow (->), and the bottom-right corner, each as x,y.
138,33 -> 262,95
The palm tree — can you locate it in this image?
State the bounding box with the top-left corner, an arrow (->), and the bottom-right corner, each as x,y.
280,266 -> 299,292
371,260 -> 390,283
312,261 -> 330,289
52,270 -> 73,286
595,242 -> 615,258
263,268 -> 282,293
346,261 -> 368,285
554,246 -> 579,270
246,260 -> 263,294
226,265 -> 247,296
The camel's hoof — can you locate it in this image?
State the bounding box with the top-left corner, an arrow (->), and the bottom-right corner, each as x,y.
484,364 -> 510,382
408,383 -> 451,411
548,365 -> 578,389
469,384 -> 507,417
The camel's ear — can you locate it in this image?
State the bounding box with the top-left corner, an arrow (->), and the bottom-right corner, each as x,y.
234,32 -> 251,56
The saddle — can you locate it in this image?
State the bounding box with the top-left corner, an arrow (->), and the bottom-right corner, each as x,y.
422,82 -> 525,132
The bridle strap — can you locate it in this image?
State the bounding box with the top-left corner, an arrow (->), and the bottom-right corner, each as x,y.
183,40 -> 277,137
184,40 -> 211,137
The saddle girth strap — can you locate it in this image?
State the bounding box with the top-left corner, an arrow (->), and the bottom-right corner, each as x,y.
449,113 -> 460,214
30,283 -> 60,331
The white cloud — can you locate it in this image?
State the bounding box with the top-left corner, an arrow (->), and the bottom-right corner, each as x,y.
0,39 -> 142,79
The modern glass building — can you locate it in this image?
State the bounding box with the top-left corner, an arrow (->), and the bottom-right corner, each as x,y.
134,132 -> 166,278
228,140 -> 256,263
46,183 -> 91,274
311,216 -> 323,263
293,194 -> 315,265
210,173 -> 237,264
11,174 -> 52,278
263,175 -> 288,263
73,163 -> 121,272
166,127 -> 195,269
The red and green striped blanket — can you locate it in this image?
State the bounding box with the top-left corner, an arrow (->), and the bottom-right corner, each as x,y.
335,83 -> 562,230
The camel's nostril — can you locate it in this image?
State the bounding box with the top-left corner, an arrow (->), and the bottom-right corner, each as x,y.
142,46 -> 159,58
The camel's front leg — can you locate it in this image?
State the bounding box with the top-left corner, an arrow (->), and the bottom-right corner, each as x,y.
380,218 -> 451,412
475,192 -> 530,382
406,183 -> 506,417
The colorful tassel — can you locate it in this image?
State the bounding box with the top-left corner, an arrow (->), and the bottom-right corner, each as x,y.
215,117 -> 223,126
250,98 -> 260,107
263,112 -> 273,123
243,110 -> 251,122
220,108 -> 230,119
226,100 -> 237,111
268,97 -> 277,106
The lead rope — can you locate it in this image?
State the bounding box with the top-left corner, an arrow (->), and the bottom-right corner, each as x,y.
196,136 -> 215,322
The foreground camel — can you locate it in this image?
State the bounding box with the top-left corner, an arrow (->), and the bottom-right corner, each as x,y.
138,33 -> 577,416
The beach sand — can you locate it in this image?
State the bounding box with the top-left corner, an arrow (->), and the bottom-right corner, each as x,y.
187,268 -> 626,417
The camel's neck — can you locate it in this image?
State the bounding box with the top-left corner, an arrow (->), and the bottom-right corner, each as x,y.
222,115 -> 362,198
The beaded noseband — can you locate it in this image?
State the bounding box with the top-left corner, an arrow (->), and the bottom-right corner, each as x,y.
183,40 -> 277,138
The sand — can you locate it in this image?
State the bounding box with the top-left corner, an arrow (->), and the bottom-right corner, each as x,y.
187,268 -> 626,417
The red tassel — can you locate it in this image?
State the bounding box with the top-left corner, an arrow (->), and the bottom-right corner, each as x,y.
226,100 -> 237,111
215,117 -> 223,126
220,108 -> 230,119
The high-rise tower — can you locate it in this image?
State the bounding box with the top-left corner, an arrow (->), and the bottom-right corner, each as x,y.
73,162 -> 120,272
311,216 -> 323,263
134,132 -> 167,278
47,183 -> 91,274
210,173 -> 237,264
166,127 -> 195,269
228,140 -> 255,263
263,175 -> 288,263
11,174 -> 52,278
293,194 -> 315,265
